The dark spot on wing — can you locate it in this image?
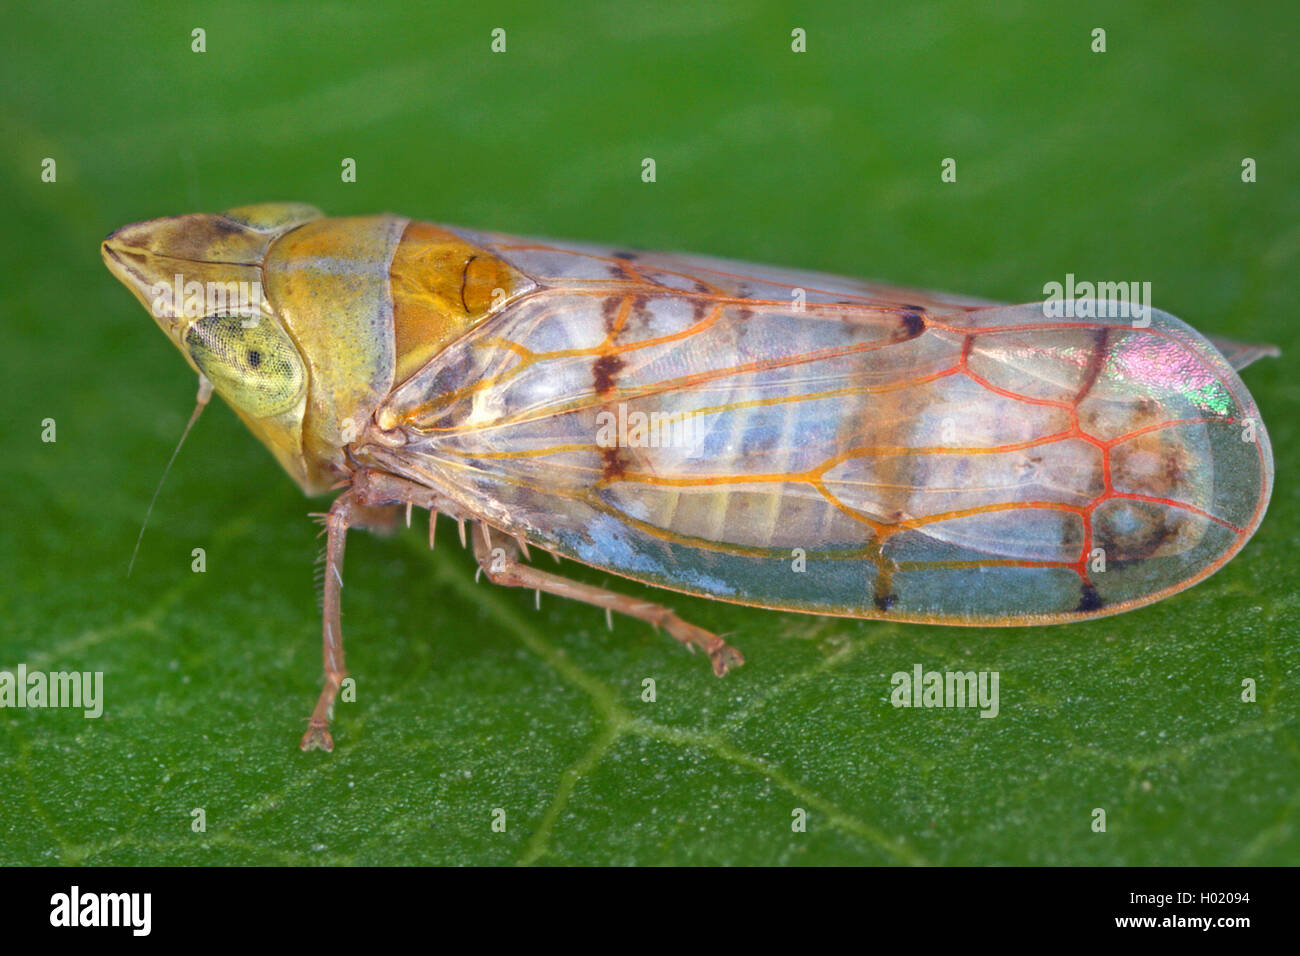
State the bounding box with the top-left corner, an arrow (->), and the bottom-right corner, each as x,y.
600,445 -> 627,481
600,296 -> 622,333
1093,500 -> 1182,564
872,558 -> 897,612
594,347 -> 629,478
1163,455 -> 1186,486
593,352 -> 624,394
1073,328 -> 1110,403
1076,583 -> 1104,613
612,251 -> 638,261
899,310 -> 926,340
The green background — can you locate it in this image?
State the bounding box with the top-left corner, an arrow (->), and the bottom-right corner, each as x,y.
1,0 -> 1296,865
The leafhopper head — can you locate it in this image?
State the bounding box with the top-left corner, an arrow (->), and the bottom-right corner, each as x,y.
103,203 -> 404,494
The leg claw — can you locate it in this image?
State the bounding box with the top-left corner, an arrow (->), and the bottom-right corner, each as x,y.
709,643 -> 745,676
300,723 -> 334,752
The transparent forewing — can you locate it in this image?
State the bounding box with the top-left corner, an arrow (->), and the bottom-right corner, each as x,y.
362,237 -> 1273,624
445,228 -> 998,315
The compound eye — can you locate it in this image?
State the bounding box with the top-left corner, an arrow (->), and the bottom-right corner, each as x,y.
185,314 -> 305,416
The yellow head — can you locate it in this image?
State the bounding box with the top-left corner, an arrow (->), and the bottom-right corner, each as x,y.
104,203 -> 531,495
102,203 -> 409,494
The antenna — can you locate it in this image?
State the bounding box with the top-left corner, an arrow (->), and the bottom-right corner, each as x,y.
127,375 -> 214,576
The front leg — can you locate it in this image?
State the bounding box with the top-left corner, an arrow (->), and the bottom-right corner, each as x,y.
298,469 -> 467,751
300,490 -> 357,752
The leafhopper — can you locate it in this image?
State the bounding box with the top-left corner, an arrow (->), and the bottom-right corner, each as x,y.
103,204 -> 1274,750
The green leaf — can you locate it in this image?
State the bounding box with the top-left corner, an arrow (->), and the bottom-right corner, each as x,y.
2,0 -> 1296,865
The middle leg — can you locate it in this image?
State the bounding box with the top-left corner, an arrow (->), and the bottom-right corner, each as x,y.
470,522 -> 744,676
